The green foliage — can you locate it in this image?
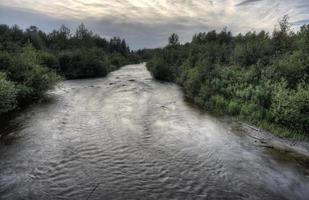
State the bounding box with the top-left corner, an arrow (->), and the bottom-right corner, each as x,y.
272,15 -> 293,54
26,64 -> 60,97
146,17 -> 309,136
38,51 -> 59,69
0,23 -> 138,115
227,100 -> 241,115
147,56 -> 173,81
271,83 -> 309,133
168,33 -> 180,46
109,53 -> 128,68
182,67 -> 203,98
0,41 -> 60,114
17,44 -> 60,97
59,48 -> 109,79
266,50 -> 309,88
240,103 -> 264,122
15,84 -> 33,104
0,73 -> 17,113
232,32 -> 272,66
209,95 -> 228,111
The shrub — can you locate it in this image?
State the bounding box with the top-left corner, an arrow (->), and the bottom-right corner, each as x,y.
0,73 -> 17,114
227,100 -> 241,115
0,23 -> 134,116
147,56 -> 173,81
38,51 -> 59,70
271,82 -> 309,133
143,20 -> 309,137
59,49 -> 109,79
183,67 -> 202,99
109,53 -> 127,68
240,103 -> 264,121
26,64 -> 60,96
15,84 -> 33,103
209,95 -> 228,111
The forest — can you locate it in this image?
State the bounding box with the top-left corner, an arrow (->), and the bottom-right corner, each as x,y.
1,16 -> 308,138
0,23 -> 138,116
147,16 -> 309,137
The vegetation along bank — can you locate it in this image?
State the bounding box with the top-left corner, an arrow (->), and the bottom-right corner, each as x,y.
0,23 -> 139,117
147,16 -> 309,138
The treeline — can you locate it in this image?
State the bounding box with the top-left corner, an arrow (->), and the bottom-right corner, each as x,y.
147,16 -> 309,137
0,23 -> 138,116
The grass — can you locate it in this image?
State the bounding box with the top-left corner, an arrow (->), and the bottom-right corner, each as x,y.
258,121 -> 308,140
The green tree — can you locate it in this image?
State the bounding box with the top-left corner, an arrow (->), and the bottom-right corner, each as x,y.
168,33 -> 180,46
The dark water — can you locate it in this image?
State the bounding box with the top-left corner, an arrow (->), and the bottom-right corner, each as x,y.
0,64 -> 309,200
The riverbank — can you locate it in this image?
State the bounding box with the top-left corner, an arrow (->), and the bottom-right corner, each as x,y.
0,23 -> 139,119
1,64 -> 308,199
146,20 -> 308,138
0,61 -> 137,126
184,99 -> 309,160
239,122 -> 309,157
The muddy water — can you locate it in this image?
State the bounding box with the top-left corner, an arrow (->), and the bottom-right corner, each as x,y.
0,63 -> 308,200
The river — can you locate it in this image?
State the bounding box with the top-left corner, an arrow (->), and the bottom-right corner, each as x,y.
0,63 -> 308,200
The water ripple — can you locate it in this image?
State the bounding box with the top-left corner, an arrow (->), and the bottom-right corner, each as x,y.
0,64 -> 308,200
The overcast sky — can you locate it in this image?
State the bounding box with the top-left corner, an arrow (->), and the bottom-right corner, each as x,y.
0,0 -> 309,49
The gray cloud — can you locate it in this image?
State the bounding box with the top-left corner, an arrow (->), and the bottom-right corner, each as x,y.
0,0 -> 308,49
236,0 -> 263,6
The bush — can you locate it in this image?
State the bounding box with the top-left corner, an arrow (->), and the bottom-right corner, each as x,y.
147,56 -> 173,81
18,44 -> 60,97
38,51 -> 59,70
109,53 -> 127,68
183,67 -> 202,99
15,84 -> 33,103
0,73 -> 17,114
209,95 -> 228,111
227,100 -> 241,115
240,103 -> 263,121
264,50 -> 309,89
26,64 -> 60,96
0,23 -> 135,116
146,19 -> 309,136
59,49 -> 109,79
271,82 -> 309,133
0,43 -> 60,113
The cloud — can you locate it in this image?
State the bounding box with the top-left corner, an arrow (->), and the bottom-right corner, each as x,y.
236,0 -> 263,6
0,0 -> 308,49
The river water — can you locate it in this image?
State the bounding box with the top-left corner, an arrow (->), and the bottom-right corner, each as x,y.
0,63 -> 308,200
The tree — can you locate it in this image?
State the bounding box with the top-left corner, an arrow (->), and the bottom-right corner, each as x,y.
59,24 -> 71,39
47,25 -> 71,50
109,37 -> 121,53
10,25 -> 24,42
25,26 -> 45,49
168,33 -> 180,46
279,15 -> 291,33
146,18 -> 309,135
272,15 -> 292,53
0,22 -> 135,116
120,39 -> 129,56
299,24 -> 309,51
75,23 -> 92,40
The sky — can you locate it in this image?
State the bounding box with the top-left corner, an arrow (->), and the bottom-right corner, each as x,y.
0,0 -> 309,49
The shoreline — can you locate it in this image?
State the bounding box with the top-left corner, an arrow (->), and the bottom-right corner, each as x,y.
241,122 -> 309,158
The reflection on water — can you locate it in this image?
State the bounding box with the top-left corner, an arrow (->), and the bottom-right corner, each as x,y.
0,64 -> 308,200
